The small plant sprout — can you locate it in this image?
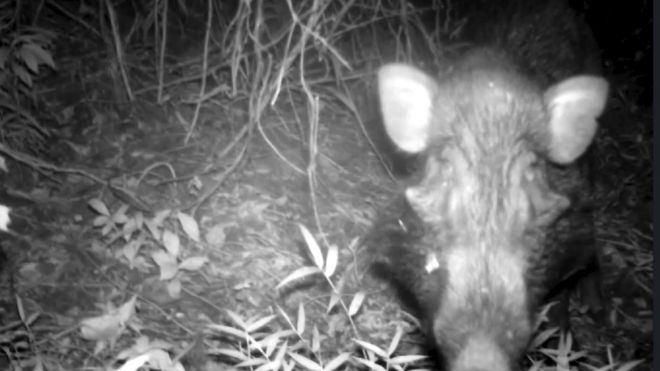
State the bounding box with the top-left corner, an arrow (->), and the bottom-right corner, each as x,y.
353,326 -> 428,371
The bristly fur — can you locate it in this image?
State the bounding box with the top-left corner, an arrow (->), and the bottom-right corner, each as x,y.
362,1 -> 605,369
362,53 -> 600,361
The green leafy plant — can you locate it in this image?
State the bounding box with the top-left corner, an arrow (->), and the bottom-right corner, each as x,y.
0,22 -> 55,151
88,199 -> 207,299
352,327 -> 428,371
207,306 -> 428,371
0,26 -> 56,90
278,225 -> 365,328
205,225 -> 428,371
0,296 -> 45,370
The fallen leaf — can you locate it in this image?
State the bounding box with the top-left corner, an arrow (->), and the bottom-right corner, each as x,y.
177,212 -> 200,242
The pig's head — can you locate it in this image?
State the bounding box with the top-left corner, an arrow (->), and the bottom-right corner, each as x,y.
377,58 -> 608,371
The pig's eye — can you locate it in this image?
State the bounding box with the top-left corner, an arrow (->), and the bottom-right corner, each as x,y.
523,168 -> 536,182
522,155 -> 541,182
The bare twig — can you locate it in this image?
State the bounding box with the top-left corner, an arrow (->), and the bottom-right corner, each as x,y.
0,143 -> 104,184
45,0 -> 102,38
157,0 -> 168,104
103,0 -> 134,101
184,0 -> 213,143
187,140 -> 249,217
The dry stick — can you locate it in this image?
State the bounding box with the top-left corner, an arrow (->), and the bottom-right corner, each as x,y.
227,1 -> 248,98
156,0 -> 168,104
306,99 -> 323,244
157,124 -> 250,186
289,0 -> 363,341
324,0 -> 356,37
184,0 -> 213,144
31,0 -> 46,25
187,140 -> 248,218
255,28 -> 305,175
270,3 -> 337,105
0,143 -> 105,184
256,115 -> 305,176
269,18 -> 296,106
134,21 -> 290,97
290,0 -> 352,70
180,1 -> 254,213
0,101 -> 48,137
248,1 -> 275,158
135,161 -> 176,190
153,0 -> 160,76
0,144 -> 156,213
104,0 -> 134,101
287,0 -> 329,250
45,0 -> 102,39
134,69 -> 216,95
257,14 -> 319,174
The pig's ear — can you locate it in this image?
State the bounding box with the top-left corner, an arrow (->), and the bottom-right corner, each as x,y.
544,76 -> 609,164
378,64 -> 437,153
